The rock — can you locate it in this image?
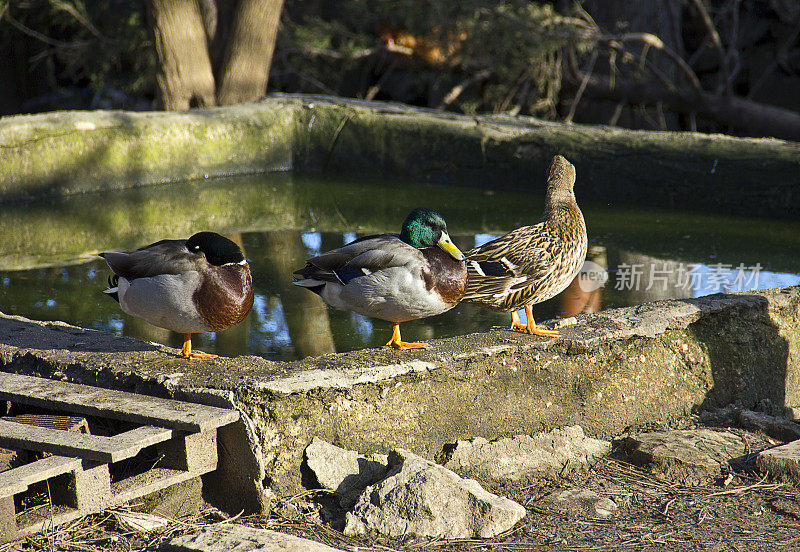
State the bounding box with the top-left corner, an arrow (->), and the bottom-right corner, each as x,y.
737,409 -> 800,442
543,488 -> 618,519
304,437 -> 388,507
343,448 -> 526,539
114,511 -> 171,533
160,524 -> 339,552
439,426 -> 611,482
0,447 -> 22,473
756,440 -> 800,483
624,429 -> 748,485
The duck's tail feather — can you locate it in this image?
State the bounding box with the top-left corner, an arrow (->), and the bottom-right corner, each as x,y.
103,275 -> 120,303
292,278 -> 326,295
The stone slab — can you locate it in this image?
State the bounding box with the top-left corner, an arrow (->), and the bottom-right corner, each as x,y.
624,429 -> 749,485
757,440 -> 800,483
161,524 -> 340,552
439,426 -> 611,482
0,421 -> 173,462
0,371 -> 238,433
0,455 -> 80,498
737,409 -> 800,442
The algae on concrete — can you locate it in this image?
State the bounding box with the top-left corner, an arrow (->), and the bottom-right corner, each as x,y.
1,94 -> 799,218
0,104 -> 295,199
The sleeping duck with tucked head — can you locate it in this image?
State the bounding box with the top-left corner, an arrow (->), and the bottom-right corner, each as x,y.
293,207 -> 467,349
100,231 -> 254,359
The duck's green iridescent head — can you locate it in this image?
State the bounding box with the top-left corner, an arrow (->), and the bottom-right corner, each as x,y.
400,208 -> 465,261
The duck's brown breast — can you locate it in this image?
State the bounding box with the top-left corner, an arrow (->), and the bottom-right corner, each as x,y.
194,263 -> 254,331
421,247 -> 467,305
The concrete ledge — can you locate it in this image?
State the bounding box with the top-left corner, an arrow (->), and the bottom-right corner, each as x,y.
1,286 -> 797,498
0,103 -> 295,198
1,94 -> 799,217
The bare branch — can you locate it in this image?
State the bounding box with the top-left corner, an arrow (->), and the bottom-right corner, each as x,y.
748,17 -> 800,98
2,10 -> 91,49
51,0 -> 115,44
565,50 -> 597,123
689,0 -> 730,94
566,69 -> 800,141
598,33 -> 704,96
437,69 -> 491,110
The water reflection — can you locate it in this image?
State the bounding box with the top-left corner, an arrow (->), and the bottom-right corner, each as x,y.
559,247 -> 607,318
1,229 -> 797,361
1,172 -> 798,360
246,230 -> 335,358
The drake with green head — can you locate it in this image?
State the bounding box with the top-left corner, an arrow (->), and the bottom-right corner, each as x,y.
100,231 -> 254,359
293,207 -> 467,349
463,155 -> 587,336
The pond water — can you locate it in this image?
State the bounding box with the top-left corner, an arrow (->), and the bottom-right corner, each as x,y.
1,172 -> 798,361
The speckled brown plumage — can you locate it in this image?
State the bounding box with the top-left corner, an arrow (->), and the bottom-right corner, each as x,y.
462,155 -> 587,332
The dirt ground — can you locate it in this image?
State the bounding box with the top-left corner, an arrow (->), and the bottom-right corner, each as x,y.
6,425 -> 800,552
295,455 -> 800,552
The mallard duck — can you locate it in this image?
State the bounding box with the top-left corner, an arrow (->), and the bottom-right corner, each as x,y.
293,208 -> 467,349
100,231 -> 254,359
462,155 -> 587,336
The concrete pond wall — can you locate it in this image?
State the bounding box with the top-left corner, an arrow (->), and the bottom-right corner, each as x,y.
1,94 -> 799,218
1,286 -> 798,512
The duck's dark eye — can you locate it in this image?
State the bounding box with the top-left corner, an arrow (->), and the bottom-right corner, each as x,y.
191,245 -> 201,252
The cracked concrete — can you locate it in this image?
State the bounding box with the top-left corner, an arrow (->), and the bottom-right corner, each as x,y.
1,286 -> 798,503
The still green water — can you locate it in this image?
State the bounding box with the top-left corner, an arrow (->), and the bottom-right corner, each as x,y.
1,172 -> 798,360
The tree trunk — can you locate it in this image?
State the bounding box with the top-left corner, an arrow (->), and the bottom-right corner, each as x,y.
579,0 -> 684,129
147,0 -> 217,110
215,0 -> 284,105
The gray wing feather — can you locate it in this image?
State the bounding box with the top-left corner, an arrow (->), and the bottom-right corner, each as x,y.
100,240 -> 200,279
298,235 -> 424,276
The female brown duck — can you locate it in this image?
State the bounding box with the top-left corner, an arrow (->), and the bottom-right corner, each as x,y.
462,155 -> 587,336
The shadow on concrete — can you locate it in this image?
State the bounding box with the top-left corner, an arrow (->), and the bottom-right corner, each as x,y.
0,313 -> 160,354
691,293 -> 791,412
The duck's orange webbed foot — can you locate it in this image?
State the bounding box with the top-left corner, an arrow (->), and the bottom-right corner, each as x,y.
510,310 -> 528,331
510,306 -> 559,336
179,334 -> 218,359
387,324 -> 429,350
